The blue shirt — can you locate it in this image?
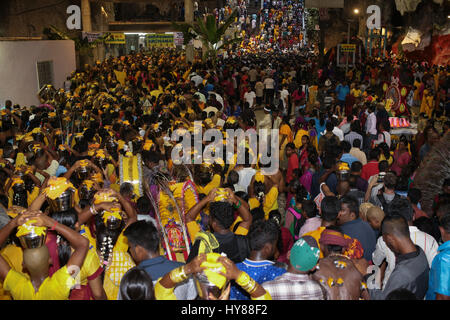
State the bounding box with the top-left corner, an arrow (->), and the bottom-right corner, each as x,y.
138,256 -> 183,282
340,218 -> 377,262
340,153 -> 359,167
426,241 -> 450,300
336,84 -> 350,102
230,259 -> 286,300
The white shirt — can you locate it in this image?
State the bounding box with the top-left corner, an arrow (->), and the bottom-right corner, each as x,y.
244,91 -> 256,107
194,92 -> 206,103
264,78 -> 275,89
190,75 -> 203,87
209,92 -> 224,108
366,112 -> 377,135
280,89 -> 289,108
332,126 -> 344,141
372,226 -> 438,288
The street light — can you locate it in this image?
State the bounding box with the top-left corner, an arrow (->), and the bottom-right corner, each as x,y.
353,8 -> 360,15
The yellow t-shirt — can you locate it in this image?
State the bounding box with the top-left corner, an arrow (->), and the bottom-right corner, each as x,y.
3,266 -> 76,300
0,245 -> 23,300
114,70 -> 127,86
248,187 -> 279,219
103,251 -> 135,300
78,246 -> 102,286
196,174 -> 221,197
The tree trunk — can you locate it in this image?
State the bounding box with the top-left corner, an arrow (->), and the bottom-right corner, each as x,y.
185,0 -> 194,63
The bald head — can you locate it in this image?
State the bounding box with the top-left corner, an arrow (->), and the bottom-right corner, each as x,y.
23,246 -> 50,277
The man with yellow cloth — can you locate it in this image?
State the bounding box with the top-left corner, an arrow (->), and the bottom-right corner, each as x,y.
155,253 -> 271,300
0,210 -> 89,300
185,188 -> 252,264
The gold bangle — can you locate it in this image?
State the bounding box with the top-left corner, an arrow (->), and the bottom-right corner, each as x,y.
236,271 -> 257,294
169,266 -> 187,284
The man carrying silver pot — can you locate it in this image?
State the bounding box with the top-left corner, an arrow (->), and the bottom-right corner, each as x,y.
0,210 -> 89,300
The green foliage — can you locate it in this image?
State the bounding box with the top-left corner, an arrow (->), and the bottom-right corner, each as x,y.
173,9 -> 241,63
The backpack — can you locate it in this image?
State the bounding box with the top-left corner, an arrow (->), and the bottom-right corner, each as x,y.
377,193 -> 401,214
287,207 -> 305,241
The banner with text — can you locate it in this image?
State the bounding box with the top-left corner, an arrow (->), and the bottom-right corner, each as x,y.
146,34 -> 174,48
105,33 -> 126,44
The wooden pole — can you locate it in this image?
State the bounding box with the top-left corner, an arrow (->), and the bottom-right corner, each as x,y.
185,0 -> 194,63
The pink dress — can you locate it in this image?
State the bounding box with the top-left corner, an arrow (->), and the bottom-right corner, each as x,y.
391,150 -> 411,176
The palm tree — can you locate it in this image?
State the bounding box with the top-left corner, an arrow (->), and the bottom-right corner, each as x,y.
173,9 -> 242,66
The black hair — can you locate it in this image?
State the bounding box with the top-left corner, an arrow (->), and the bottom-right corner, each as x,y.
210,202 -> 234,229
123,220 -> 160,253
136,196 -> 151,215
321,196 -> 341,222
50,208 -> 79,267
351,161 -> 363,173
369,148 -> 380,161
353,138 -> 361,148
325,121 -> 334,132
119,267 -> 155,300
96,220 -> 124,268
250,207 -> 265,223
341,141 -> 351,153
383,172 -> 398,190
254,181 -> 266,203
248,220 -> 280,252
302,199 -> 318,218
323,156 -> 336,170
226,170 -> 239,187
295,185 -> 308,203
378,160 -> 389,173
381,214 -> 410,238
340,195 -> 360,218
439,213 -> 450,234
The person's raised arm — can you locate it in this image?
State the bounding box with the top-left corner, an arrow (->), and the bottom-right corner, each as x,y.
28,212 -> 89,276
226,188 -> 252,231
155,253 -> 207,300
364,174 -> 379,202
185,188 -> 217,224
0,213 -> 28,281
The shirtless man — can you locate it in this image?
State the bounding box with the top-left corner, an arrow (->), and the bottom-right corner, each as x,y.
312,227 -> 370,300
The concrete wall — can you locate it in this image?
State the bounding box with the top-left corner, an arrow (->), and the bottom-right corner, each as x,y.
0,40 -> 76,107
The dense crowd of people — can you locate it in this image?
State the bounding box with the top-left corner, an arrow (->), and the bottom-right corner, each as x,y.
0,27 -> 448,301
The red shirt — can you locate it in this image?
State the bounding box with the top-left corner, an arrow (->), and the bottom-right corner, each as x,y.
361,160 -> 379,181
286,153 -> 299,184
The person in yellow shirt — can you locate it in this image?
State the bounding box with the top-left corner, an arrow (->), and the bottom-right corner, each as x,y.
155,253 -> 270,300
248,180 -> 279,220
279,116 -> 293,153
185,188 -> 252,263
0,210 -> 89,300
420,89 -> 435,119
75,188 -> 138,300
